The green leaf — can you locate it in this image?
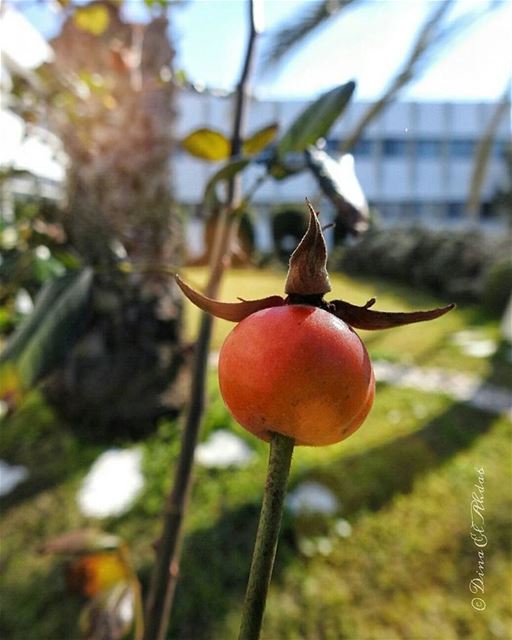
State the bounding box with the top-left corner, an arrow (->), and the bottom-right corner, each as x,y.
15,269 -> 94,387
181,128 -> 231,162
0,275 -> 78,365
73,5 -> 110,36
242,123 -> 279,156
276,81 -> 355,157
204,158 -> 251,207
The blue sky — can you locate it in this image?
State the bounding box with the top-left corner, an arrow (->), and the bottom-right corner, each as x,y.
13,0 -> 512,102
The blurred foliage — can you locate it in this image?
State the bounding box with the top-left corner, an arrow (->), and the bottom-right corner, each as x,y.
337,226 -> 512,312
0,195 -> 79,336
271,208 -> 309,261
1,359 -> 511,639
2,0 -> 185,436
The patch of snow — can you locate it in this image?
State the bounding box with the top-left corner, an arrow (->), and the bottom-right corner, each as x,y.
0,460 -> 29,496
77,449 -> 144,518
195,430 -> 254,469
286,481 -> 339,516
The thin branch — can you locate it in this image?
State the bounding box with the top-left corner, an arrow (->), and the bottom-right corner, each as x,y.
341,0 -> 498,152
142,3 -> 261,639
466,84 -> 511,221
262,0 -> 359,70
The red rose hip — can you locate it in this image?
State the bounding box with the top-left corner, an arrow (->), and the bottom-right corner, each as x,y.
218,304 -> 375,446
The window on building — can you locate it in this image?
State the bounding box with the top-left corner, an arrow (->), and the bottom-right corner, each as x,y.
447,202 -> 464,218
448,140 -> 475,158
325,138 -> 340,153
416,140 -> 443,158
492,140 -> 510,159
353,139 -> 374,157
383,139 -> 409,157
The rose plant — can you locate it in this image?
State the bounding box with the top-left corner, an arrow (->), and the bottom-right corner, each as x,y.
177,200 -> 454,639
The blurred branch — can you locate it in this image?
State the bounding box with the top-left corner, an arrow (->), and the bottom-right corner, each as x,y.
466,84 -> 511,221
262,0 -> 359,69
142,3 -> 261,639
341,0 -> 498,152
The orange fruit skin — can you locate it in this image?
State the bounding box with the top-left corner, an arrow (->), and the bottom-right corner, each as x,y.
218,305 -> 375,446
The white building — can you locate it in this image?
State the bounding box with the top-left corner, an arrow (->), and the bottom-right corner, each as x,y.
174,90 -> 510,248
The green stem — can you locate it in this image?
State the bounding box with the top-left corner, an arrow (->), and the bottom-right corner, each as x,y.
238,432 -> 295,640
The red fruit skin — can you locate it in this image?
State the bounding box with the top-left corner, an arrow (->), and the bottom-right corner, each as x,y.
218,305 -> 375,446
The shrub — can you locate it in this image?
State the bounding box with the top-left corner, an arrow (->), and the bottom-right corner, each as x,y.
335,226 -> 511,311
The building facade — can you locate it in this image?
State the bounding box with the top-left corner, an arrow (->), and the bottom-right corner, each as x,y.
174,90 -> 510,252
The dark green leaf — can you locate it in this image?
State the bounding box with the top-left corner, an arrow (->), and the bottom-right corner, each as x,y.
204,158 -> 251,207
243,123 -> 279,156
181,128 -> 231,162
0,274 -> 78,364
16,269 -> 93,387
276,81 -> 355,157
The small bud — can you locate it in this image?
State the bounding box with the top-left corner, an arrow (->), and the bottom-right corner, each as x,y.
284,200 -> 331,296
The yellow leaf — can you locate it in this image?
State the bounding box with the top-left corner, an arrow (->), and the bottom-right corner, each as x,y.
67,552 -> 129,597
181,128 -> 231,162
73,5 -> 110,36
243,123 -> 279,156
0,363 -> 23,411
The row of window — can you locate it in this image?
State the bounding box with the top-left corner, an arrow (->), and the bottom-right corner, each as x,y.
325,138 -> 509,159
375,201 -> 497,219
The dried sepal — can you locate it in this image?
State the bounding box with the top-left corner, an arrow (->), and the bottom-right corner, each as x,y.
331,299 -> 456,330
284,199 -> 331,296
176,275 -> 285,322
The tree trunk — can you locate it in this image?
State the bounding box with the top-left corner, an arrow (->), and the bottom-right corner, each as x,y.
43,2 -> 185,438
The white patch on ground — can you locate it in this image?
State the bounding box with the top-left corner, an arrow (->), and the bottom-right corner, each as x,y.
286,481 -> 339,516
373,361 -> 512,418
195,430 -> 254,469
451,331 -> 497,358
334,518 -> 352,538
77,449 -> 144,518
0,460 -> 29,496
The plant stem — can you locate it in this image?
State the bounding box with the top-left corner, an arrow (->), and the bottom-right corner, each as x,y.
143,4 -> 260,640
238,432 -> 295,640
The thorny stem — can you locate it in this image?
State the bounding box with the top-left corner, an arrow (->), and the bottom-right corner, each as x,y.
238,432 -> 295,640
143,3 -> 260,640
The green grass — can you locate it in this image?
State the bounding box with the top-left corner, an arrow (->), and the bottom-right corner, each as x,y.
182,267 -> 512,385
1,268 -> 511,639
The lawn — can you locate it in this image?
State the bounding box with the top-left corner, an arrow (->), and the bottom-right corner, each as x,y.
1,267 -> 511,640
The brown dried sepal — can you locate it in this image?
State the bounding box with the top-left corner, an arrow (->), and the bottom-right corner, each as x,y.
284,199 -> 331,296
331,298 -> 456,330
176,275 -> 285,322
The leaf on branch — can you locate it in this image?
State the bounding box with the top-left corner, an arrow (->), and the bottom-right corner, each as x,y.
181,128 -> 231,162
331,299 -> 456,330
243,123 -> 279,155
305,146 -> 369,237
176,275 -> 285,322
276,81 -> 356,157
203,158 -> 252,207
12,269 -> 93,387
73,5 -> 110,36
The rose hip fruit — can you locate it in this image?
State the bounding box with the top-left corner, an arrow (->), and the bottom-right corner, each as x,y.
218,304 -> 375,446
